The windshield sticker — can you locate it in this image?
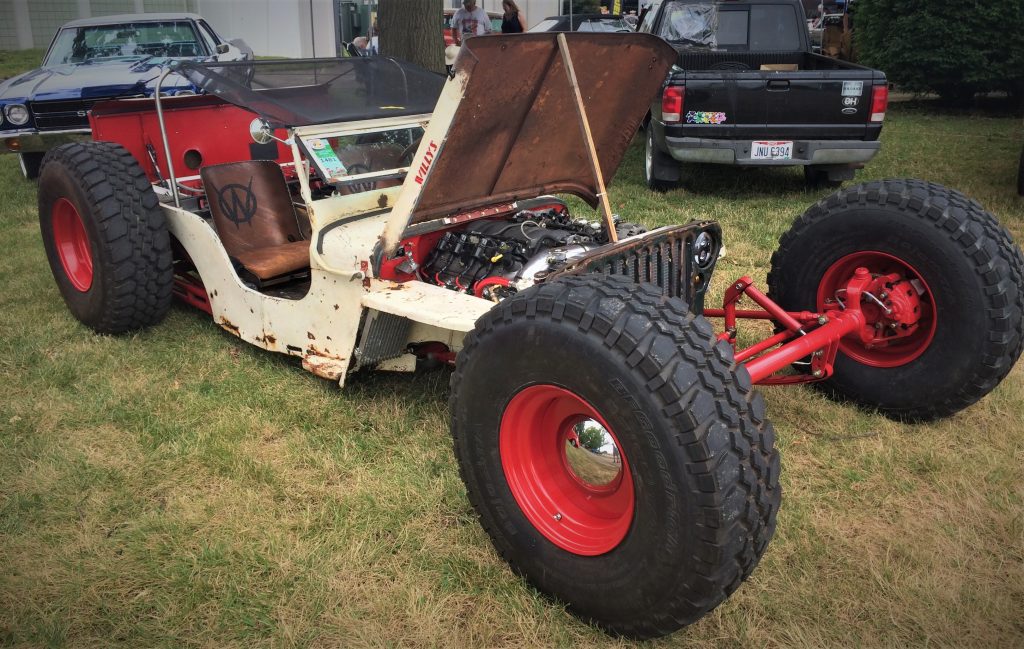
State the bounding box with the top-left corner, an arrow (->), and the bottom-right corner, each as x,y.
311,144 -> 348,178
842,81 -> 863,97
686,111 -> 727,125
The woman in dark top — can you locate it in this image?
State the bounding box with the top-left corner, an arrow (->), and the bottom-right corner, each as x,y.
501,0 -> 525,33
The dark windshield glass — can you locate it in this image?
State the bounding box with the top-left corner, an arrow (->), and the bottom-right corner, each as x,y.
657,1 -> 801,50
716,11 -> 747,46
175,57 -> 445,128
46,21 -> 205,64
749,5 -> 800,50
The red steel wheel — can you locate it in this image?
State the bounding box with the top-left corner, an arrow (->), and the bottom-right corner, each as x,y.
500,385 -> 633,556
768,179 -> 1024,420
817,250 -> 936,367
50,197 -> 94,292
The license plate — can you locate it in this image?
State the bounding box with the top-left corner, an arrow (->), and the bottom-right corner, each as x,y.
751,141 -> 793,160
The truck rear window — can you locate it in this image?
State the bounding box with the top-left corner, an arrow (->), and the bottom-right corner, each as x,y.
657,2 -> 802,51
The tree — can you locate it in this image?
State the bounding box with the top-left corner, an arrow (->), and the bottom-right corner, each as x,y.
379,0 -> 445,74
576,425 -> 605,451
855,0 -> 1024,106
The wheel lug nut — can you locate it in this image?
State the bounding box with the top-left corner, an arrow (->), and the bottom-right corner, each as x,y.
812,369 -> 824,378
553,513 -> 562,521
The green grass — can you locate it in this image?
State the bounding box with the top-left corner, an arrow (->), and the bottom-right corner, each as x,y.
1,80 -> 1023,646
0,49 -> 43,80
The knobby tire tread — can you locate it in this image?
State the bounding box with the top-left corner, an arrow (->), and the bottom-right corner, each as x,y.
40,142 -> 173,333
450,275 -> 781,639
768,178 -> 1024,420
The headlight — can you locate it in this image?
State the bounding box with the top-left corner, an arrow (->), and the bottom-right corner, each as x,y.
4,104 -> 30,126
175,89 -> 196,97
693,231 -> 716,269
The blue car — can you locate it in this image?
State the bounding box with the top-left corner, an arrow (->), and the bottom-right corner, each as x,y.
0,13 -> 251,179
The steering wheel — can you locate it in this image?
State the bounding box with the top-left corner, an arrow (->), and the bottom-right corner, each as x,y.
399,137 -> 424,167
343,163 -> 377,193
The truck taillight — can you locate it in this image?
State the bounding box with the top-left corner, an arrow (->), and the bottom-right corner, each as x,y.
870,85 -> 888,122
662,86 -> 684,123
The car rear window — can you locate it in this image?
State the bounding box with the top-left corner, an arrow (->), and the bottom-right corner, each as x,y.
657,1 -> 802,51
46,21 -> 206,64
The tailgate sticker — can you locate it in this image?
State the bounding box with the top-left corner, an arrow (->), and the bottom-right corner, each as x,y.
842,80 -> 864,96
686,111 -> 727,125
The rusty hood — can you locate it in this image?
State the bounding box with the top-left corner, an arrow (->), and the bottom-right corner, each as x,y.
403,32 -> 676,227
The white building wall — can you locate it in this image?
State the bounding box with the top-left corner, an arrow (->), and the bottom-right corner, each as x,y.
195,0 -> 337,58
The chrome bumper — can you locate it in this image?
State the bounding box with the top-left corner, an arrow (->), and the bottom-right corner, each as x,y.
1,128 -> 92,154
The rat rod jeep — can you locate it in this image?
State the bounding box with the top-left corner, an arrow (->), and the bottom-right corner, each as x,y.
36,34 -> 1024,639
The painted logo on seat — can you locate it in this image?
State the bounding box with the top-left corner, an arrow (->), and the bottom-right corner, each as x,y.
215,177 -> 258,227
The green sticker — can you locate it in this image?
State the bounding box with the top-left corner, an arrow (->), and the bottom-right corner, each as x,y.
311,143 -> 347,177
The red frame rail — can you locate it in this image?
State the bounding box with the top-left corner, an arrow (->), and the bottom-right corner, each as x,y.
705,269 -> 875,385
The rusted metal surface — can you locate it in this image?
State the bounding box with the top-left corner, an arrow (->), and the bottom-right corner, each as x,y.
409,33 -> 676,225
545,222 -> 721,312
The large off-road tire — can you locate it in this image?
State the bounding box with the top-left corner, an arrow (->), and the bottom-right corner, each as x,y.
643,126 -> 680,192
38,142 -> 173,334
768,179 -> 1024,421
451,275 -> 780,639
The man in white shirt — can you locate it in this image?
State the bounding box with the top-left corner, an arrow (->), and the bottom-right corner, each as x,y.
452,0 -> 493,46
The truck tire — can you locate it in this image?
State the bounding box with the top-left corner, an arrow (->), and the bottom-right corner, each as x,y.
38,142 -> 173,334
803,164 -> 844,188
643,126 -> 679,192
19,152 -> 44,180
451,275 -> 780,639
768,179 -> 1024,421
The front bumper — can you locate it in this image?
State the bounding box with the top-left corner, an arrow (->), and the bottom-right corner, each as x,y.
664,136 -> 881,166
1,128 -> 91,155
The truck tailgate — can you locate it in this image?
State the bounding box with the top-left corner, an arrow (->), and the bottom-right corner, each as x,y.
762,68 -> 877,140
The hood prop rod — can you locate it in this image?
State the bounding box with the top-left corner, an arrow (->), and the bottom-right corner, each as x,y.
557,33 -> 618,243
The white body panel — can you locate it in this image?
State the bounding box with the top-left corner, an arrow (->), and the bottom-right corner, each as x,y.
163,68 -> 483,386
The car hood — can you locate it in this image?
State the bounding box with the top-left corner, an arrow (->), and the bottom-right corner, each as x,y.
406,32 -> 675,226
0,58 -> 196,102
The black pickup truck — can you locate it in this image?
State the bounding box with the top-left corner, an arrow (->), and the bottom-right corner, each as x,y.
639,0 -> 888,189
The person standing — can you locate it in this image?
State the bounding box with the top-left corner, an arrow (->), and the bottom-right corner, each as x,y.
452,0 -> 493,46
501,0 -> 526,33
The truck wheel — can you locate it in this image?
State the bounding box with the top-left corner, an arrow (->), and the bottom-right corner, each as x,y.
643,126 -> 679,192
38,142 -> 173,334
803,165 -> 844,188
451,275 -> 780,639
19,152 -> 45,180
768,179 -> 1024,421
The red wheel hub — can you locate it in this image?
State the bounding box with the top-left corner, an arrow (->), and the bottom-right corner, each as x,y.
51,198 -> 93,292
500,385 -> 634,556
818,251 -> 936,367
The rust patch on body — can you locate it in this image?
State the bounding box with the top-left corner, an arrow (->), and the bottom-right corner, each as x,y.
377,193 -> 388,208
307,331 -> 316,340
219,317 -> 240,336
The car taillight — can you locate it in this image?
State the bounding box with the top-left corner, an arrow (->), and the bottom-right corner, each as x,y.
870,84 -> 888,122
662,86 -> 684,123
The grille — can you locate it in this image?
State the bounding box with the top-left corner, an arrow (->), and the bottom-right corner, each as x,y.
547,223 -> 720,312
589,235 -> 688,299
29,98 -> 101,130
